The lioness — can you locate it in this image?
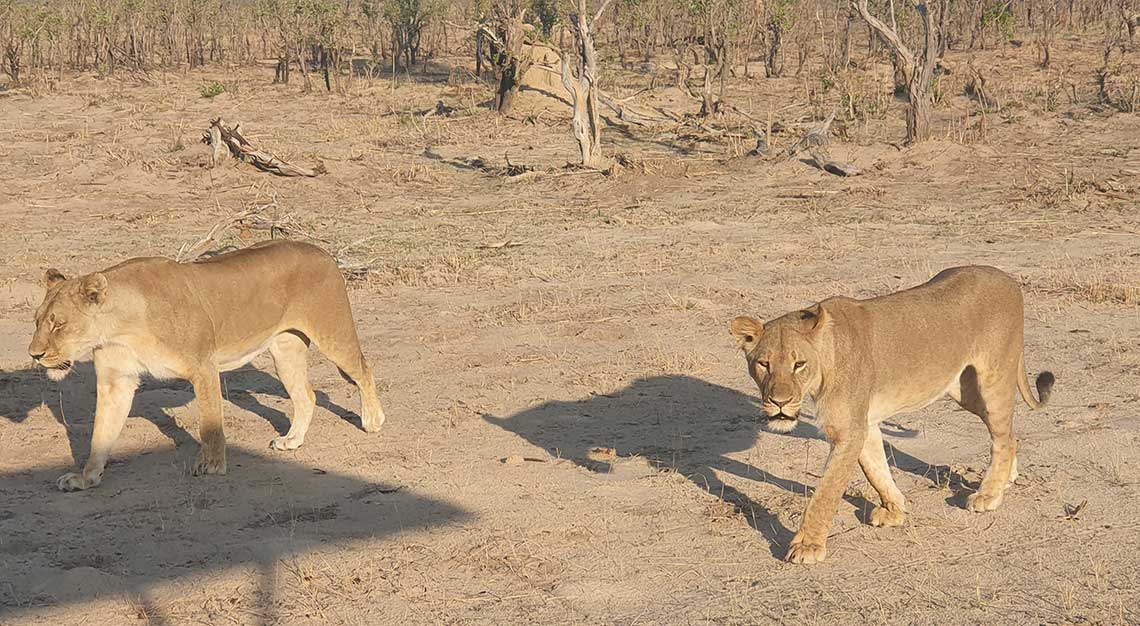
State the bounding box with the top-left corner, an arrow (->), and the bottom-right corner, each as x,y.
731,266 -> 1053,564
28,240 -> 386,491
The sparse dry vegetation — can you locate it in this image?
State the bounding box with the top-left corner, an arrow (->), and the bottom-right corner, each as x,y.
1,0 -> 1139,624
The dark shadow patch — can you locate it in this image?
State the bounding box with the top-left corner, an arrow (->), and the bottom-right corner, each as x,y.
0,446 -> 469,624
1,363 -> 365,468
483,375 -> 817,558
483,375 -> 960,558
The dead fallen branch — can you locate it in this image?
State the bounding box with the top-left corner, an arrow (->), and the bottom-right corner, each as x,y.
530,62 -> 669,127
447,154 -> 541,180
175,200 -> 376,280
595,89 -> 671,126
202,118 -> 326,177
477,239 -> 525,249
776,110 -> 860,176
781,110 -> 837,160
807,147 -> 862,177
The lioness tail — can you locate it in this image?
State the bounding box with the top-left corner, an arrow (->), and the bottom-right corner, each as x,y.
1017,354 -> 1054,409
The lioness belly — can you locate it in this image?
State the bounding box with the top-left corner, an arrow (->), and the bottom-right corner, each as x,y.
867,371 -> 964,423
215,336 -> 277,372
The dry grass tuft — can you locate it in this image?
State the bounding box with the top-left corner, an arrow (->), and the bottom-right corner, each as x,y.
1037,264 -> 1140,306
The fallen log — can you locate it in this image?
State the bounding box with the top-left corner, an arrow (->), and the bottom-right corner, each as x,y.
778,110 -> 861,177
202,118 -> 326,177
808,146 -> 861,177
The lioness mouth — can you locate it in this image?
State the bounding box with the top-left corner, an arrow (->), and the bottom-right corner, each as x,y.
764,414 -> 799,433
44,361 -> 74,381
38,360 -> 72,371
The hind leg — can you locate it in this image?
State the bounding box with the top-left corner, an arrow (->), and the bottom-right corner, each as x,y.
956,366 -> 1018,512
268,332 -> 317,451
307,326 -> 385,433
859,426 -> 907,526
191,366 -> 227,476
329,348 -> 385,433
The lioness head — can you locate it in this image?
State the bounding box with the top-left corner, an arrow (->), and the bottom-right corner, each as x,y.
730,305 -> 829,433
28,269 -> 109,381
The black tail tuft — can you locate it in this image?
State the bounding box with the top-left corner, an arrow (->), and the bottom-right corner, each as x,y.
1036,371 -> 1055,406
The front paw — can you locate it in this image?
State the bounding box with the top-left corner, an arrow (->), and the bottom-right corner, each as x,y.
192,449 -> 227,476
270,435 -> 304,451
361,406 -> 386,433
870,503 -> 906,527
786,537 -> 828,564
57,471 -> 100,492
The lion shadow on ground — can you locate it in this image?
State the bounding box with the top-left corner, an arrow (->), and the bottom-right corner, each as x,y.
0,362 -> 368,469
482,375 -> 967,558
0,363 -> 466,625
0,445 -> 469,625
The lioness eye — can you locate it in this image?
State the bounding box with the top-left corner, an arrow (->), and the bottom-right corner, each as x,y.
758,361 -> 769,370
794,361 -> 806,371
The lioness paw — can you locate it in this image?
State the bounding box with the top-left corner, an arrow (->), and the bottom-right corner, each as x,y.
966,492 -> 1003,513
270,435 -> 304,451
786,540 -> 828,564
361,407 -> 386,433
870,504 -> 906,527
57,472 -> 100,492
192,451 -> 227,477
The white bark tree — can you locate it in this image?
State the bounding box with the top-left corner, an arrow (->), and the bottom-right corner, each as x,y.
561,0 -> 614,168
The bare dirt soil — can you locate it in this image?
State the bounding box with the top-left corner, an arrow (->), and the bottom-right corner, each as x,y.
1,43 -> 1139,626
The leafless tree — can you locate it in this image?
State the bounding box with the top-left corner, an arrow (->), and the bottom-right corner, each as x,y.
561,0 -> 614,168
1037,0 -> 1060,68
479,0 -> 535,115
765,0 -> 797,77
1121,0 -> 1138,41
671,0 -> 756,116
853,0 -> 939,144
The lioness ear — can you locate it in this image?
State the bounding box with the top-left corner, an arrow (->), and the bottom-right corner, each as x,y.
43,269 -> 67,289
730,316 -> 764,351
81,273 -> 108,305
797,303 -> 830,331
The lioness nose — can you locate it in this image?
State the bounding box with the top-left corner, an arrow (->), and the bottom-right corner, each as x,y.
29,351 -> 45,360
770,397 -> 789,408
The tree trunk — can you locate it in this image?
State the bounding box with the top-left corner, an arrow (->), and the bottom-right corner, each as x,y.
907,84 -> 932,142
496,67 -> 519,113
274,56 -> 289,83
490,1 -> 532,115
562,0 -> 612,168
475,28 -> 484,77
766,25 -> 783,77
839,7 -> 854,70
700,66 -> 717,115
296,47 -> 313,91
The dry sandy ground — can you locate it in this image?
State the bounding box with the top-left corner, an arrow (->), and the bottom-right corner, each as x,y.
1,43 -> 1139,626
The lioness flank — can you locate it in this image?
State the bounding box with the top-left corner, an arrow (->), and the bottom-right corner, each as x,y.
28,240 -> 386,491
730,266 -> 1054,564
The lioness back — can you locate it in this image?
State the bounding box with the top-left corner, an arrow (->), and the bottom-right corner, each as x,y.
850,266 -> 1027,391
